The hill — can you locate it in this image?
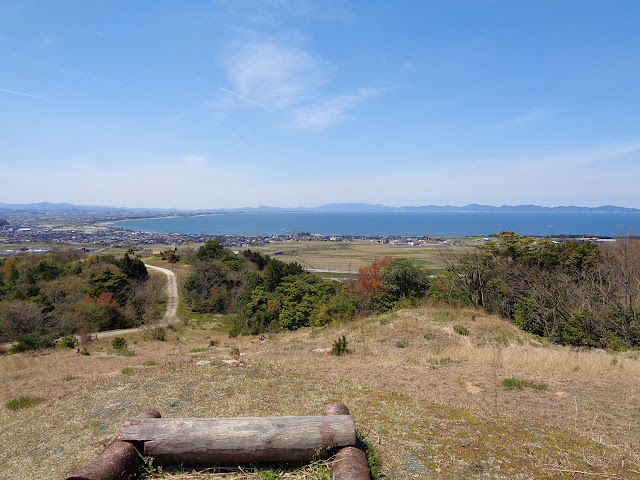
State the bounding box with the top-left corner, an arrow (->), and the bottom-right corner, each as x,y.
1,201 -> 638,213
1,291 -> 638,479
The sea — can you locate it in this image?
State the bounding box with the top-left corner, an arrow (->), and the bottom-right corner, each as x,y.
111,212 -> 640,237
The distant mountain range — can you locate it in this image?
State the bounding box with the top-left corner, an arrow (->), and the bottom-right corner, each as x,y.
1,202 -> 639,214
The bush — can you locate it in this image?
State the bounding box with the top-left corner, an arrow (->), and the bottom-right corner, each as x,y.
111,337 -> 127,349
453,324 -> 469,336
56,334 -> 77,349
152,327 -> 166,341
330,336 -> 350,356
11,333 -> 55,353
396,339 -> 409,348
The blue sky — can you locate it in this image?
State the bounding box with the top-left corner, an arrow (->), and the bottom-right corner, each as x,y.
1,0 -> 639,209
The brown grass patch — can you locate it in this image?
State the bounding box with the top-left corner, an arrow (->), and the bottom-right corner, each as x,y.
1,305 -> 639,479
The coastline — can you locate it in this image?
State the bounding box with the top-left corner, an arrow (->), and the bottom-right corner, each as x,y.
106,211 -> 639,238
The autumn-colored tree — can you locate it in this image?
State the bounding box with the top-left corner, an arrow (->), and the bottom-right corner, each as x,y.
90,292 -> 118,308
356,256 -> 392,297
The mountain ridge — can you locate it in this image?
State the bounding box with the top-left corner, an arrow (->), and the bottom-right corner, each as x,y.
1,202 -> 638,213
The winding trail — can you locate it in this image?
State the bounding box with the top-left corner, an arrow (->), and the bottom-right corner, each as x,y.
90,263 -> 179,341
0,263 -> 181,349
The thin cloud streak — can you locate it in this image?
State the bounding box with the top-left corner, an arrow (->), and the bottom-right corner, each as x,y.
492,107 -> 552,129
0,87 -> 53,101
286,87 -> 384,130
218,86 -> 271,110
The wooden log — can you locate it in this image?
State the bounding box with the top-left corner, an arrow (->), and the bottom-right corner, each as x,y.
66,410 -> 162,480
333,447 -> 370,480
118,415 -> 356,465
323,404 -> 371,480
66,440 -> 138,480
323,402 -> 351,416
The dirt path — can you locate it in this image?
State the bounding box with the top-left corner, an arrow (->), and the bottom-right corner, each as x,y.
90,264 -> 179,340
84,264 -> 180,340
0,263 -> 180,349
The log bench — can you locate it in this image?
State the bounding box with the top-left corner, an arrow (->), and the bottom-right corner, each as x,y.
67,403 -> 370,480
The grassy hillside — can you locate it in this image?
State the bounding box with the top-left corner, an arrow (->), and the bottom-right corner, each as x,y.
1,303 -> 639,479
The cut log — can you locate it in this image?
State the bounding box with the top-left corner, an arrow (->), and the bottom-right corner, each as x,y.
118,415 -> 356,465
333,447 -> 370,480
66,440 -> 138,480
323,402 -> 351,416
323,403 -> 371,480
66,409 -> 161,480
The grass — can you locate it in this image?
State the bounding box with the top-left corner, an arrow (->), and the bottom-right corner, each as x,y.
249,240 -> 472,272
5,396 -> 45,410
115,347 -> 135,356
406,259 -> 435,266
121,366 -> 136,375
501,377 -> 548,391
453,324 -> 469,335
62,374 -> 77,381
395,339 -> 409,348
1,303 -> 639,479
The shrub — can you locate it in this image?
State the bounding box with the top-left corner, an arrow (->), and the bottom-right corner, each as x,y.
230,347 -> 240,359
152,327 -> 166,341
11,333 -> 55,353
453,324 -> 469,336
396,339 -> 409,348
423,332 -> 435,340
5,396 -> 45,410
62,374 -> 76,381
79,348 -> 90,356
330,336 -> 350,356
111,337 -> 127,350
56,334 -> 77,349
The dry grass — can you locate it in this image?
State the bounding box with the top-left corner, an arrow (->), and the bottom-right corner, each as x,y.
1,305 -> 639,479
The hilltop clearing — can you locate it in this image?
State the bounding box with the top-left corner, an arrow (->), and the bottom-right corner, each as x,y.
1,304 -> 638,479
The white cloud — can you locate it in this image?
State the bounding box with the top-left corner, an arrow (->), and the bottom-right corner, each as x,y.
286,87 -> 383,130
218,37 -> 382,130
224,40 -> 326,109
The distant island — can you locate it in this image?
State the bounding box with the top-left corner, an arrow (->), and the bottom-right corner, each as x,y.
0,201 -> 638,214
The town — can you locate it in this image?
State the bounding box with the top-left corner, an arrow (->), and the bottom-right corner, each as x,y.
0,209 -> 452,256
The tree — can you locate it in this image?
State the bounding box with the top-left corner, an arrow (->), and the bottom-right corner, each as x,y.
165,250 -> 180,268
197,240 -> 225,260
380,258 -> 429,301
356,257 -> 392,297
438,250 -> 495,308
119,253 -> 148,280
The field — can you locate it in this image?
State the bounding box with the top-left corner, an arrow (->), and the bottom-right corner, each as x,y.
1,302 -> 639,479
247,240 -> 478,273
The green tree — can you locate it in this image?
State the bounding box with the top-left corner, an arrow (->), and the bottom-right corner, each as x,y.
380,258 -> 429,301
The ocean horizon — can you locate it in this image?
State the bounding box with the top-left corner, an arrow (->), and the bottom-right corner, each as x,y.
111,211 -> 640,237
